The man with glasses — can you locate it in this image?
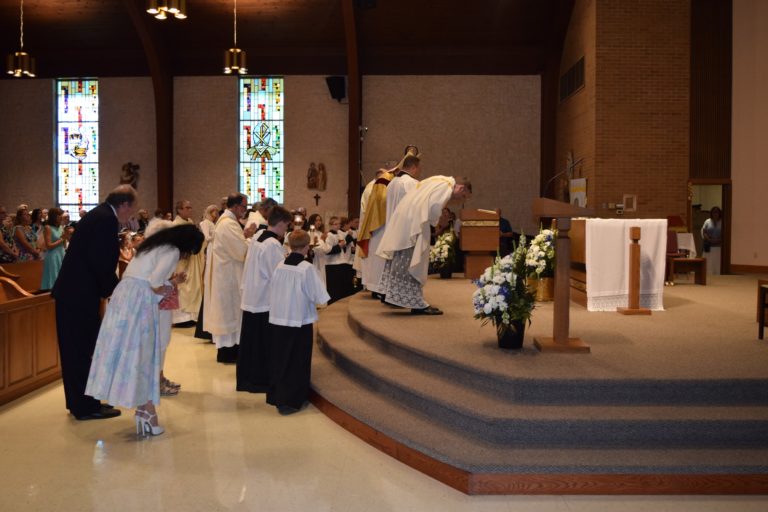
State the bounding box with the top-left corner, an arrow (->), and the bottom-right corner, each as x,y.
203,193 -> 257,363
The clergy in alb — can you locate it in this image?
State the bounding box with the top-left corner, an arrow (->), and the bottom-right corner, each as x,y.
354,168 -> 394,297
377,176 -> 472,315
171,199 -> 204,325
204,193 -> 257,363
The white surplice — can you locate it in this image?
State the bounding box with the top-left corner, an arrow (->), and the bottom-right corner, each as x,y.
203,209 -> 249,347
240,235 -> 285,313
268,260 -> 330,328
377,175 -> 455,285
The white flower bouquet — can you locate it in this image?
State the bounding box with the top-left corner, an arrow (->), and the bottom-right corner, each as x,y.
526,228 -> 557,277
430,231 -> 456,270
472,251 -> 535,335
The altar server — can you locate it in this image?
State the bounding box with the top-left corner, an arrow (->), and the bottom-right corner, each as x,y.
266,230 -> 330,415
237,206 -> 292,393
377,176 -> 472,315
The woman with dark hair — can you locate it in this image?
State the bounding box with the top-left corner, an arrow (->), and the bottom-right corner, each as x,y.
40,208 -> 69,290
13,208 -> 41,261
85,224 -> 204,437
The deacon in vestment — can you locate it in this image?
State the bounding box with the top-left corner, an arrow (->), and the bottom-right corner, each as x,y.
377,176 -> 472,315
171,199 -> 204,326
237,206 -> 292,393
354,168 -> 393,297
203,193 -> 257,363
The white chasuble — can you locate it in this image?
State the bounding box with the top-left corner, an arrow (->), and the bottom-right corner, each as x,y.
377,176 -> 455,285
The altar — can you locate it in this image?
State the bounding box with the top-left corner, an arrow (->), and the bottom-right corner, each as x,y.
570,218 -> 667,311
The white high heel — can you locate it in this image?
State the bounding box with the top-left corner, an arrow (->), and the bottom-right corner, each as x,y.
135,410 -> 165,437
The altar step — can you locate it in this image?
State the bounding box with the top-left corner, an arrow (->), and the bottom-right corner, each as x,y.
315,300 -> 768,450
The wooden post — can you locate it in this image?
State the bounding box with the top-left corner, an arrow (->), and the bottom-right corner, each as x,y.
617,226 -> 651,315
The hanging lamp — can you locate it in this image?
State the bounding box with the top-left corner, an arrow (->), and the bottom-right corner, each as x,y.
147,0 -> 187,20
6,0 -> 36,78
224,0 -> 247,75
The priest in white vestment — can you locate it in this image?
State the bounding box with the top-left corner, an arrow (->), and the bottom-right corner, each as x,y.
377,176 -> 472,315
171,200 -> 204,325
204,193 -> 257,363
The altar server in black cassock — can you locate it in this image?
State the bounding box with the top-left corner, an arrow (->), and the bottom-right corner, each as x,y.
236,206 -> 292,392
52,185 -> 137,420
266,230 -> 330,415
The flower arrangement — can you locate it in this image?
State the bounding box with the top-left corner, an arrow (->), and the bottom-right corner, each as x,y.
526,227 -> 557,278
430,231 -> 456,270
472,241 -> 535,336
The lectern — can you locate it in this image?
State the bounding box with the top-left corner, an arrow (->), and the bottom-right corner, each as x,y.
532,198 -> 595,353
460,209 -> 499,280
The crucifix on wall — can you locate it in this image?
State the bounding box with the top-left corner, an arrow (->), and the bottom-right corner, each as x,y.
314,194 -> 321,206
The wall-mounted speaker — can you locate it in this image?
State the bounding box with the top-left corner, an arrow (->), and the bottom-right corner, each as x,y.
325,76 -> 346,102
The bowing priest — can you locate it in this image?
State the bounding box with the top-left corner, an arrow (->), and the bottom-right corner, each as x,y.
377,176 -> 472,315
204,193 -> 257,363
171,199 -> 204,326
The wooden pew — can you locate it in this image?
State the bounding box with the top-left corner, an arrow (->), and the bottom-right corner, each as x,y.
0,281 -> 61,406
0,260 -> 44,293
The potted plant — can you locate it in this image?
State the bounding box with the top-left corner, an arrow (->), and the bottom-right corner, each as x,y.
430,231 -> 456,279
526,226 -> 557,301
472,236 -> 535,349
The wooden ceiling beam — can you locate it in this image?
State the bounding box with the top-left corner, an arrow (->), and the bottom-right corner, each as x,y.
342,0 -> 361,217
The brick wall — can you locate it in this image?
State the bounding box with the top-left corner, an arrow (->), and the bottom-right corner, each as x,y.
558,0 -> 691,221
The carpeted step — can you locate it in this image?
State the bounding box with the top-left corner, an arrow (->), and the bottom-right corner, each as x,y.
311,349 -> 768,475
345,293 -> 768,406
317,302 -> 768,448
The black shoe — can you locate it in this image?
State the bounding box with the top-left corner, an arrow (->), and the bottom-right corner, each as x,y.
379,294 -> 387,303
75,406 -> 122,421
411,306 -> 443,315
173,320 -> 196,328
101,403 -> 115,410
217,345 -> 239,363
371,292 -> 383,300
277,405 -> 300,416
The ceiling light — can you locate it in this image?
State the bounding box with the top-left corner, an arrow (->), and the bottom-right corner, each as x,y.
5,0 -> 35,78
224,0 -> 247,75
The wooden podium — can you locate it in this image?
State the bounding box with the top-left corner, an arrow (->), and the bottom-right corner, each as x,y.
459,209 -> 499,280
532,198 -> 594,353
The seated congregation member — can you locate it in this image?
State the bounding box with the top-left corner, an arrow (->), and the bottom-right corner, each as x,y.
0,205 -> 19,263
40,207 -> 69,291
13,208 -> 41,261
237,206 -> 293,393
266,230 -> 330,415
53,185 -> 137,421
378,176 -> 472,315
85,224 -> 203,436
321,216 -> 354,304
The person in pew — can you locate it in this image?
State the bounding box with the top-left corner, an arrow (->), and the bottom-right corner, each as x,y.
40,208 -> 69,291
237,206 -> 293,393
266,230 -> 330,415
377,176 -> 472,315
53,185 -> 137,421
13,208 -> 41,262
0,206 -> 19,263
86,224 -> 203,436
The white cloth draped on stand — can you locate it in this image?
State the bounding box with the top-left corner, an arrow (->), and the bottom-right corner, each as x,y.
584,218 -> 667,311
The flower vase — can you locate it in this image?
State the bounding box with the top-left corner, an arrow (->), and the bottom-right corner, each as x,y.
438,266 -> 453,279
497,321 -> 525,349
528,276 -> 554,302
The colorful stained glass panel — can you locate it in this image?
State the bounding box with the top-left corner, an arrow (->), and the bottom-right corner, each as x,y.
239,77 -> 283,204
56,79 -> 99,219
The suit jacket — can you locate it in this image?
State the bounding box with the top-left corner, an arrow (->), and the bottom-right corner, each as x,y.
52,203 -> 120,305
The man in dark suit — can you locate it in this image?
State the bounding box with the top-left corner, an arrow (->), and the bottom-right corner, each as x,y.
53,185 -> 137,420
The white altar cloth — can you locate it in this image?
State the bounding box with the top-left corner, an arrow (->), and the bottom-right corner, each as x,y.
584,218 -> 667,311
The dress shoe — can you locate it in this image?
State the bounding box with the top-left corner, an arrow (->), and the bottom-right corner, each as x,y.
411,306 -> 443,315
101,403 -> 115,409
75,406 -> 122,421
371,292 -> 383,300
217,345 -> 239,364
277,405 -> 300,416
173,320 -> 196,328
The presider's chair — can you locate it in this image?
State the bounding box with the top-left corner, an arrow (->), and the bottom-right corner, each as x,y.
665,230 -> 707,286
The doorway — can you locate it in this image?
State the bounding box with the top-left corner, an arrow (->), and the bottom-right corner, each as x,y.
688,180 -> 731,274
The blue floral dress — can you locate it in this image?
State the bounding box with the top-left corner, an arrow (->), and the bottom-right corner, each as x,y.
14,226 -> 37,262
0,226 -> 15,263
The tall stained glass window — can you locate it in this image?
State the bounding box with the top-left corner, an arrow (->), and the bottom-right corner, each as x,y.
56,79 -> 99,219
239,77 -> 284,204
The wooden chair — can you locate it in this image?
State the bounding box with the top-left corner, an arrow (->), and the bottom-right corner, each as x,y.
665,230 -> 707,285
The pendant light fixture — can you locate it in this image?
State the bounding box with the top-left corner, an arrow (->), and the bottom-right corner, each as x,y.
6,0 -> 36,78
224,0 -> 247,75
147,0 -> 187,20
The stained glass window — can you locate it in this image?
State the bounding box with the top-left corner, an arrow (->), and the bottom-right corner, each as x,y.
239,77 -> 284,204
56,79 -> 99,220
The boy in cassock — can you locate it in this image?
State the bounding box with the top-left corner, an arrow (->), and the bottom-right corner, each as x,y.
237,206 -> 293,393
266,230 -> 330,415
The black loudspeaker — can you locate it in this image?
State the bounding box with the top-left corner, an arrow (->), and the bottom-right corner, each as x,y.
325,76 -> 346,102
